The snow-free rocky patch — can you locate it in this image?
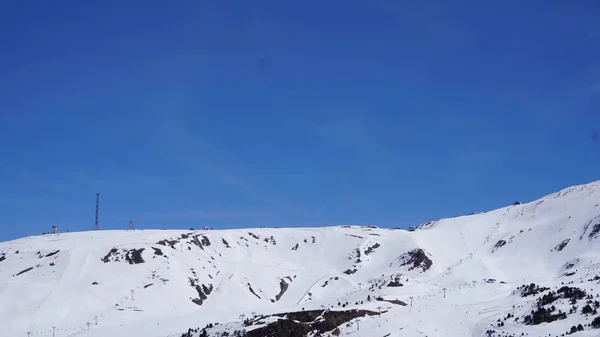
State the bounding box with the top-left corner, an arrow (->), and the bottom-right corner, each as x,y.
393,248 -> 433,272
101,248 -> 145,264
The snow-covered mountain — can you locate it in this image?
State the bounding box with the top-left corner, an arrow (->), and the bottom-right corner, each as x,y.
2,181 -> 600,337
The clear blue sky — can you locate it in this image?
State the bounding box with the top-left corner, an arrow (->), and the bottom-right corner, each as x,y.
1,1 -> 599,241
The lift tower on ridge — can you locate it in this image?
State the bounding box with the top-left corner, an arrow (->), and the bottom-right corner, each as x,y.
94,193 -> 100,231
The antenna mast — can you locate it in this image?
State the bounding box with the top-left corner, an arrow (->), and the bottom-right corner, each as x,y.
94,193 -> 100,231
128,219 -> 134,231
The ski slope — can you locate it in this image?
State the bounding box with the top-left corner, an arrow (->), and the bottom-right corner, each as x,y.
1,180 -> 600,337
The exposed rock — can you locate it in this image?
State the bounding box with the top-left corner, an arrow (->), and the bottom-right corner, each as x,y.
589,222 -> 600,240
364,243 -> 380,256
580,215 -> 600,240
102,248 -> 145,264
188,277 -> 213,306
248,283 -> 261,299
271,278 -> 289,302
387,274 -> 404,287
493,240 -> 507,252
125,248 -> 145,264
202,284 -> 213,296
376,297 -> 407,306
396,249 -> 433,272
101,248 -> 120,263
15,267 -> 33,276
553,238 -> 570,252
44,250 -> 60,258
156,239 -> 179,249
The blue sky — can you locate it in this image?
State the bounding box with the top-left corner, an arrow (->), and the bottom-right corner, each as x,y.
1,1 -> 599,241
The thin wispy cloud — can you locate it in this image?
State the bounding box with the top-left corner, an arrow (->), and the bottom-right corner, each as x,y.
312,119 -> 397,164
208,167 -> 300,214
149,111 -> 300,215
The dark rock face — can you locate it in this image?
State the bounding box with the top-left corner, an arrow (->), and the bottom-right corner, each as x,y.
152,247 -> 164,256
15,267 -> 34,276
188,276 -> 213,306
553,239 -> 570,252
247,283 -> 261,299
493,240 -> 507,252
101,248 -> 120,263
156,239 -> 179,249
387,274 -> 403,287
364,243 -> 380,256
187,234 -> 211,250
397,249 -> 433,272
271,279 -> 289,303
125,249 -> 145,264
45,250 -> 60,258
589,222 -> 600,240
376,297 -> 407,306
201,284 -> 213,296
101,248 -> 145,264
581,215 -> 600,240
350,248 -> 361,264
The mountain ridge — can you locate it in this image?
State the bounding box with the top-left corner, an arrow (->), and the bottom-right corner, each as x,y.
1,180 -> 600,337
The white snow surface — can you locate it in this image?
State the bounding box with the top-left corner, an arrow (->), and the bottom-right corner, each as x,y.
2,181 -> 600,336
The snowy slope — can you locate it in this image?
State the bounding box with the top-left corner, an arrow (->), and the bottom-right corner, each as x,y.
1,181 -> 600,337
